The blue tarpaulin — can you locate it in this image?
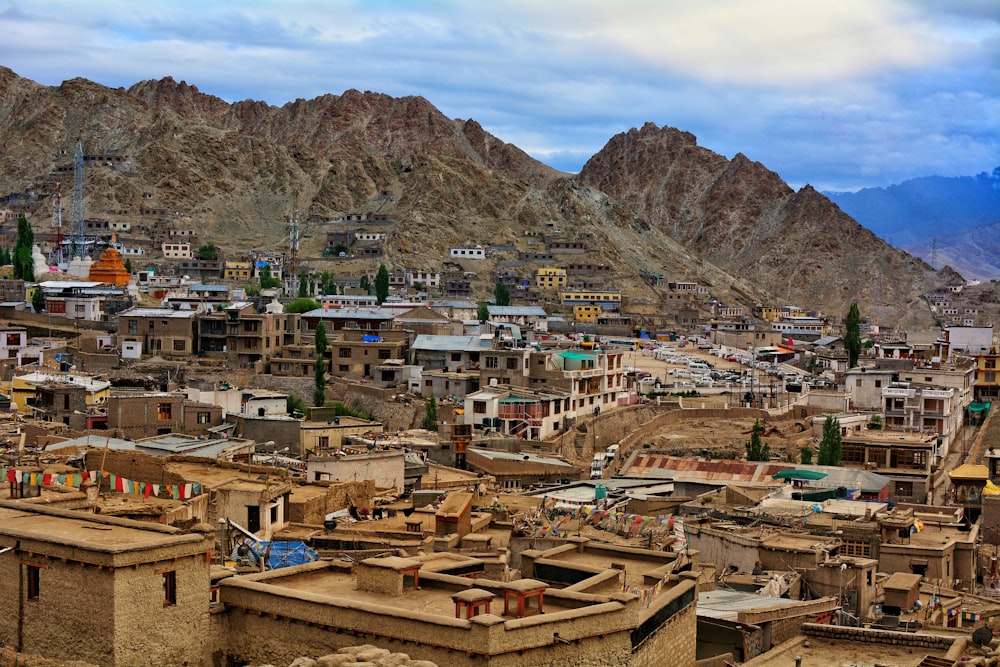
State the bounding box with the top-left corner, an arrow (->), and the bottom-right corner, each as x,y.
257,541 -> 318,570
362,334 -> 382,342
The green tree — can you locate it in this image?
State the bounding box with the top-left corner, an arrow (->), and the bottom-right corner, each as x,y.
13,213 -> 34,281
413,281 -> 425,293
421,395 -> 439,432
124,258 -> 133,275
195,244 -> 218,261
868,415 -> 883,430
313,323 -> 328,407
286,394 -> 307,417
375,264 -> 389,304
284,298 -> 321,314
799,445 -> 814,465
844,302 -> 862,368
745,419 -> 770,462
0,246 -> 10,265
258,264 -> 281,289
297,272 -> 309,298
313,357 -> 327,407
494,281 -> 511,306
314,322 -> 328,357
818,415 -> 843,466
477,299 -> 490,322
359,274 -> 371,293
31,287 -> 45,313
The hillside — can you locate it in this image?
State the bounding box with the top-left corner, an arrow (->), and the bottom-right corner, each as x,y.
0,67 -> 956,326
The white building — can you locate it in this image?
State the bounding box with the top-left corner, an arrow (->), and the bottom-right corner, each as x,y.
449,245 -> 485,259
161,242 -> 192,259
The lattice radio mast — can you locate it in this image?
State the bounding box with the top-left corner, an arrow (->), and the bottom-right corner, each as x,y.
49,179 -> 63,265
70,139 -> 85,257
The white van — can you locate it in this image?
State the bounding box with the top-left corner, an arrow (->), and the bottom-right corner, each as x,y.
689,361 -> 709,371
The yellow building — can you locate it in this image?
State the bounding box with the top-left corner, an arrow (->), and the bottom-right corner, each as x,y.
536,267 -> 567,290
224,260 -> 252,281
753,305 -> 782,322
559,290 -> 622,309
10,371 -> 111,415
574,304 -> 603,323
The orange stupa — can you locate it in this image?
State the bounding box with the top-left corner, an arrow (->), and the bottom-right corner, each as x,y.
88,247 -> 131,287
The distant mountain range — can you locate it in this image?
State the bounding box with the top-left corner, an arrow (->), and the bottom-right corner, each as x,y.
825,169 -> 1000,279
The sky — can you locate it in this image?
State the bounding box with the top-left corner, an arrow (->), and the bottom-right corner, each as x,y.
3,0 -> 999,192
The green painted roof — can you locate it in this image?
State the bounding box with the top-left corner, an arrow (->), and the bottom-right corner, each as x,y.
560,351 -> 597,360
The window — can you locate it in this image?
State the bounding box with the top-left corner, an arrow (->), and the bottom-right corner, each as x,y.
474,401 -> 486,414
485,356 -> 498,369
875,380 -> 882,388
451,353 -> 462,362
378,349 -> 391,360
339,348 -> 352,358
842,540 -> 872,558
173,339 -> 186,352
339,365 -> 349,372
162,571 -> 176,606
987,372 -> 997,384
894,481 -> 913,497
26,564 -> 40,600
197,411 -> 211,424
157,402 -> 172,420
506,358 -> 519,370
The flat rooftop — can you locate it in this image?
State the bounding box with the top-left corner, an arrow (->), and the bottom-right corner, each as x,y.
0,502 -> 201,553
259,565 -> 582,618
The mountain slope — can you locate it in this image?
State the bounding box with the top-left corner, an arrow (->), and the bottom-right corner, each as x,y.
0,68 -> 955,326
577,123 -> 947,325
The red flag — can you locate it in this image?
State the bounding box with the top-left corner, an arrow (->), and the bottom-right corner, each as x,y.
787,337 -> 794,348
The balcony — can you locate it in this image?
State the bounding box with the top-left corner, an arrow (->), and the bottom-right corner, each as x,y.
883,387 -> 915,398
921,389 -> 953,399
563,367 -> 604,379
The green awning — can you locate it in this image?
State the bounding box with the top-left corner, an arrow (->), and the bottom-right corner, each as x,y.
968,402 -> 991,413
560,351 -> 597,360
773,469 -> 829,481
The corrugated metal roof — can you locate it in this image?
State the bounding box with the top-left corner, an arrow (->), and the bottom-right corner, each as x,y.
411,335 -> 486,352
488,305 -> 548,316
698,589 -> 809,620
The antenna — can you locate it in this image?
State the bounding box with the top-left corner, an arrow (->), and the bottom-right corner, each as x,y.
289,207 -> 300,292
929,237 -> 938,271
49,179 -> 63,265
71,139 -> 85,258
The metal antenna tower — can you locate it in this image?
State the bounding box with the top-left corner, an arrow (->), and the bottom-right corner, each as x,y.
289,208 -> 300,293
930,237 -> 938,270
49,180 -> 63,265
71,139 -> 85,257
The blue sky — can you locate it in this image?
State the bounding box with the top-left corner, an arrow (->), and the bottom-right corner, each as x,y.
3,0 -> 999,191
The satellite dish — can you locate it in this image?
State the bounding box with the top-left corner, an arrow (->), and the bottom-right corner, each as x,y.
973,627 -> 993,647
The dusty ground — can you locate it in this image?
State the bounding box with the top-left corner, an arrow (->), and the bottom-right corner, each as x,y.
619,346 -> 814,461
644,416 -> 813,461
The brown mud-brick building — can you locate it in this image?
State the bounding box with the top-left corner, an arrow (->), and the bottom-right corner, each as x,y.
118,307 -> 197,358
0,500 -> 215,667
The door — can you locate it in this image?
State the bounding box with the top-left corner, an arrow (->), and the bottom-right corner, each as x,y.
247,506 -> 260,534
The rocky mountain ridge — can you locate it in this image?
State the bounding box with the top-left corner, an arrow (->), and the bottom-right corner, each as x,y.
0,67 -> 955,326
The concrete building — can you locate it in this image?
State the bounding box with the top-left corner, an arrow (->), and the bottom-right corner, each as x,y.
118,307 -> 197,358
11,371 -> 111,422
0,500 -> 215,667
882,381 -> 962,452
105,392 -> 225,439
973,348 -> 999,402
307,448 -> 403,490
840,430 -> 939,504
197,301 -> 299,370
329,329 -> 407,379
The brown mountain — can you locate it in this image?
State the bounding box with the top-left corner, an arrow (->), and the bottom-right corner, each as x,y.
0,67 -> 952,325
